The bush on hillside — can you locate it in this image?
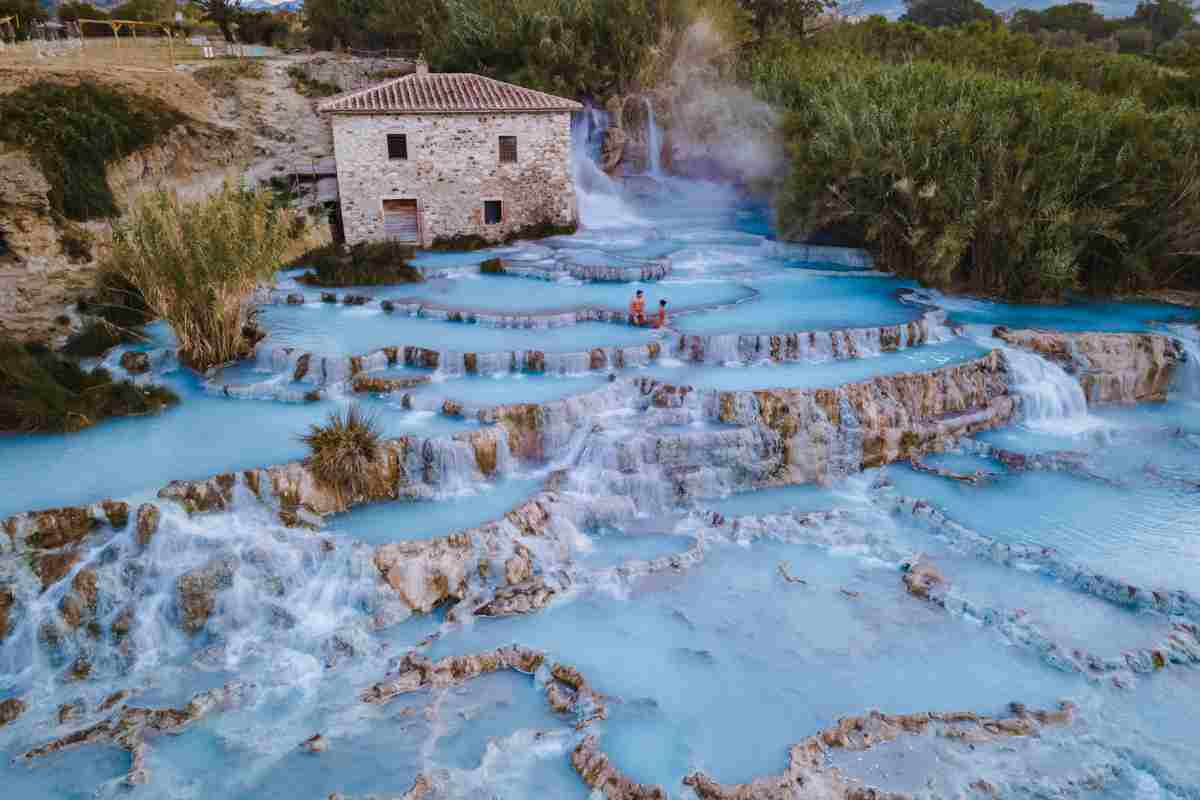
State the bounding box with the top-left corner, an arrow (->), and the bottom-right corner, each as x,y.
0,338 -> 178,433
753,52 -> 1200,299
107,185 -> 308,371
293,241 -> 423,286
0,81 -> 186,221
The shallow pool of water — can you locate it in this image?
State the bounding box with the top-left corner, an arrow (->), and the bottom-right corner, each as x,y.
637,338 -> 989,391
325,477 -> 544,545
0,370 -> 473,517
256,303 -> 662,356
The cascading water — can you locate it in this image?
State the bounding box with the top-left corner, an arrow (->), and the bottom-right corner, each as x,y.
1000,345 -> 1095,432
643,96 -> 662,177
1168,323 -> 1200,401
569,103 -> 645,228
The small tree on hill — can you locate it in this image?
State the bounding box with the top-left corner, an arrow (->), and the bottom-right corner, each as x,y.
901,0 -> 998,28
191,0 -> 241,42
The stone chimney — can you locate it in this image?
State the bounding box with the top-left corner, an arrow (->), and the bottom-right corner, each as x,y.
415,57 -> 429,77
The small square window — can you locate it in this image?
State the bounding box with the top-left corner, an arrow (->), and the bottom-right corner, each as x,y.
484,200 -> 502,225
387,134 -> 408,160
498,136 -> 517,164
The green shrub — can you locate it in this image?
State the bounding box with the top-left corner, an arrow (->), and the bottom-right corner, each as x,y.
0,337 -> 178,433
755,53 -> 1200,299
285,64 -> 342,98
61,321 -> 132,358
293,241 -> 423,286
299,405 -> 382,495
193,59 -> 266,98
0,81 -> 186,221
107,185 -> 308,371
431,220 -> 579,252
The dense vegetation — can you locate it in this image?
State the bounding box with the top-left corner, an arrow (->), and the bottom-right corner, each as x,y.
108,186 -> 309,371
0,338 -> 177,433
0,82 -> 185,221
806,17 -> 1200,111
751,42 -> 1200,299
294,241 -> 423,286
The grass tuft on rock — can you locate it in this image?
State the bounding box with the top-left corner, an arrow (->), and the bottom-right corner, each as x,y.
0,337 -> 178,433
294,241 -> 423,286
0,81 -> 186,221
300,405 -> 383,495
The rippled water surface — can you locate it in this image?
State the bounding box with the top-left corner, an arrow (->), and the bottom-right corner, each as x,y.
2,161 -> 1199,800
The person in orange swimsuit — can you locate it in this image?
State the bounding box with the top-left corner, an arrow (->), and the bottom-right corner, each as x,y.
652,299 -> 668,329
629,289 -> 646,326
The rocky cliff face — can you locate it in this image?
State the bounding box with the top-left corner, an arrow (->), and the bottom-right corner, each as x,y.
709,351 -> 1018,485
994,327 -> 1183,404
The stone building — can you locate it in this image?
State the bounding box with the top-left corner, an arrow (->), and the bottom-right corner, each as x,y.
319,64 -> 581,247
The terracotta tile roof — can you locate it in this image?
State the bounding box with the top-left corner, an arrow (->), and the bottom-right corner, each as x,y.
318,73 -> 583,115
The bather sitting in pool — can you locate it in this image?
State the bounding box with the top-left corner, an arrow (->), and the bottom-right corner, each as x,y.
651,299 -> 668,329
629,290 -> 646,326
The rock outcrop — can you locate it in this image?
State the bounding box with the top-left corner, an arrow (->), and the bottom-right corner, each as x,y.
22,681 -> 251,786
176,556 -> 236,634
373,533 -> 472,614
135,503 -> 161,548
1,504 -> 121,590
0,696 -> 26,727
684,702 -> 1075,800
119,351 -> 151,374
994,328 -> 1183,404
713,351 -> 1017,484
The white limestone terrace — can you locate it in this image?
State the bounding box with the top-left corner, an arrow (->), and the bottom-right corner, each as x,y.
6,155 -> 1200,799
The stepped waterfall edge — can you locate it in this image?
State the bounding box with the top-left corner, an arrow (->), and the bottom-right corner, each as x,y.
5,115 -> 1200,800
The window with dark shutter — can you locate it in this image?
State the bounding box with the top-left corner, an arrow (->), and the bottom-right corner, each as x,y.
498,136 -> 517,164
484,200 -> 502,225
387,134 -> 408,160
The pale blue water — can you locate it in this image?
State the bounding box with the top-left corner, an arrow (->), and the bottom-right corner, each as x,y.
326,477 -> 544,545
281,270 -> 754,314
638,338 -> 988,391
0,370 -> 473,518
255,302 -> 661,356
674,273 -> 921,334
3,173 -> 1199,800
404,372 -> 613,409
929,290 -> 1200,333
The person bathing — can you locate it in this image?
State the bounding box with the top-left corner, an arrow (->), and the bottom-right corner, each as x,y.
629,289 -> 646,326
653,299 -> 668,328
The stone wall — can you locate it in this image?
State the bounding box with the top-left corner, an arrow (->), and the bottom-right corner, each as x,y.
331,111 -> 578,246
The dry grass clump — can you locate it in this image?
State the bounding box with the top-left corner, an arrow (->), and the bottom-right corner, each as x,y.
194,59 -> 267,98
300,405 -> 383,495
107,184 -> 313,372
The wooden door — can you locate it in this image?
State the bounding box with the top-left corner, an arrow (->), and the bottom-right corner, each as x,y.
382,199 -> 419,242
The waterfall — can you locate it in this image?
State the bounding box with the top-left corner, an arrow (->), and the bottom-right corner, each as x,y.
1001,346 -> 1094,432
643,97 -> 662,177
1169,324 -> 1200,401
570,103 -> 644,229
